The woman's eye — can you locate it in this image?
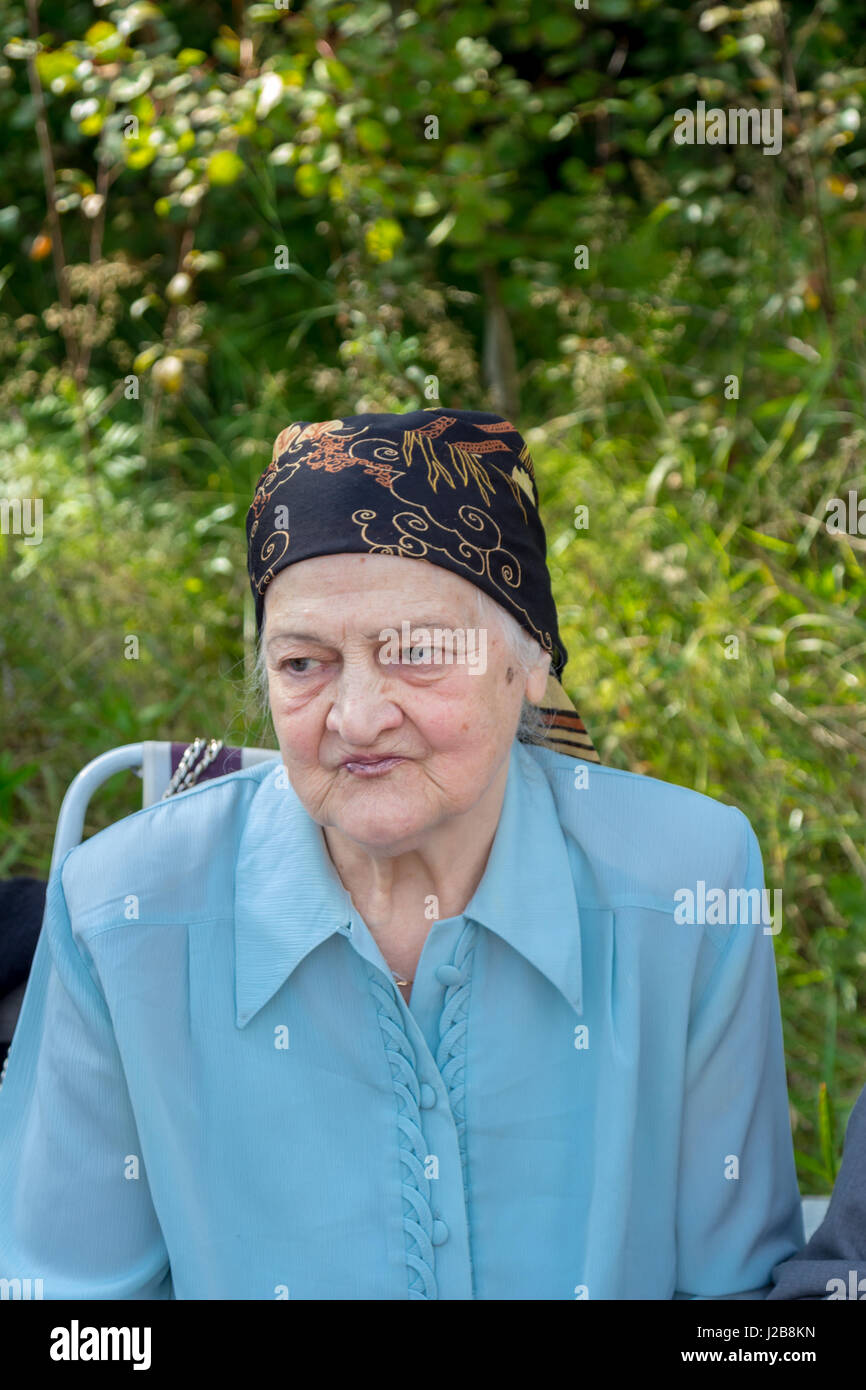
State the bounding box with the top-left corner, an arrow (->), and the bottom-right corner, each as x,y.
405,644 -> 436,664
279,657 -> 319,675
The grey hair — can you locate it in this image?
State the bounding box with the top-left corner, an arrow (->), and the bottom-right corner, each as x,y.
247,583 -> 552,745
471,587 -> 552,744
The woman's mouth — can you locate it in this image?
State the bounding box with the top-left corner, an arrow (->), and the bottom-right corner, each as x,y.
342,757 -> 405,777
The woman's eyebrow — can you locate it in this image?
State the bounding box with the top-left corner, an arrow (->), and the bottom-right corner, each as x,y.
266,618 -> 467,649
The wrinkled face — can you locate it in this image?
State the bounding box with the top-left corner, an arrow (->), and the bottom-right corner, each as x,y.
262,553 -> 549,853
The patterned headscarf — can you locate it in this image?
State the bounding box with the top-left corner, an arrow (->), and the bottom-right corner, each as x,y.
246,408 -> 599,763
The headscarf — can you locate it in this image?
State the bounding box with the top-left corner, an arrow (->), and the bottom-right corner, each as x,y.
246,408 -> 599,763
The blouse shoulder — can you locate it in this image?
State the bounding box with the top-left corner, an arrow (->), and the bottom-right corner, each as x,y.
58,761 -> 275,934
524,742 -> 754,906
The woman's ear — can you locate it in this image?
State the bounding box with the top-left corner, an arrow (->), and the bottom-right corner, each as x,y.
524,648 -> 552,706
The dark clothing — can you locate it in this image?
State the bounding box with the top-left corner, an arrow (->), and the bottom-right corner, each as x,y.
0,877 -> 45,999
0,876 -> 46,1071
768,1083 -> 866,1300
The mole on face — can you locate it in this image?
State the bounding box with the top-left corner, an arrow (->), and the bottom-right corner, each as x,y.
506,667 -> 514,684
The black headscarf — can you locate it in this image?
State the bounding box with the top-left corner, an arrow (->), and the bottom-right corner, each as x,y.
246,408 -> 599,762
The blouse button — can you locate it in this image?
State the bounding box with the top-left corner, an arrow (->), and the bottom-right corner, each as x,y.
434,964 -> 464,987
431,1219 -> 449,1246
419,1083 -> 436,1109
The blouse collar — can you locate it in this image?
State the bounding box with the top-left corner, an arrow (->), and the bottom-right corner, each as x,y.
233,740 -> 583,1028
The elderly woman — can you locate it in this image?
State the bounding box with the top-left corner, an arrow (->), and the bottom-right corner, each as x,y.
0,408 -> 804,1300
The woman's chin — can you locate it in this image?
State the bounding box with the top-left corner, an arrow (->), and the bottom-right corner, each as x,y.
328,790 -> 433,849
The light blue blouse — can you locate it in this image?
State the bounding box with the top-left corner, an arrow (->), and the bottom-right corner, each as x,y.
0,740 -> 804,1299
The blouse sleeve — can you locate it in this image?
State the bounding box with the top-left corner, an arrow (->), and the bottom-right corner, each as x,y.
672,810 -> 805,1299
0,853 -> 173,1299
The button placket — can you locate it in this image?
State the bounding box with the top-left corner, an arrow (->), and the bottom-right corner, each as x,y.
365,924 -> 478,1298
434,963 -> 465,988
430,920 -> 478,1293
368,968 -> 439,1299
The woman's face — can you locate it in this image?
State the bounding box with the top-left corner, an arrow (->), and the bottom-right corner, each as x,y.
262,553 -> 549,852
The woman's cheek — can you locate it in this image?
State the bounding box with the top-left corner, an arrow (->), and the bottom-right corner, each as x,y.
271,675 -> 327,714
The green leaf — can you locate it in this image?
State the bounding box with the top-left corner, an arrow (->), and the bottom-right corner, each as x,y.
35,49 -> 79,86
0,206 -> 20,237
125,145 -> 157,170
443,144 -> 480,175
355,119 -> 389,154
84,21 -> 117,45
365,218 -> 404,261
647,197 -> 681,224
792,1148 -> 831,1181
742,528 -> 794,554
206,150 -> 244,186
817,1082 -> 838,1185
294,163 -> 328,197
451,208 -> 486,244
826,873 -> 866,919
426,210 -> 456,246
247,4 -> 283,21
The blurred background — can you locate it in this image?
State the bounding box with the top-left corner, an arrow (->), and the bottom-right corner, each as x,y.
1,0 -> 864,1192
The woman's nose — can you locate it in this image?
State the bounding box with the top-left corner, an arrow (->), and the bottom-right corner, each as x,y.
325,660 -> 402,744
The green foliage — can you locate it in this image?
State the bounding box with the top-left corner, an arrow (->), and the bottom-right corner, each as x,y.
1,0 -> 865,1192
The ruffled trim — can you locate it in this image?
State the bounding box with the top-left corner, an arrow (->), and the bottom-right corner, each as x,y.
369,971 -> 437,1299
435,920 -> 477,1185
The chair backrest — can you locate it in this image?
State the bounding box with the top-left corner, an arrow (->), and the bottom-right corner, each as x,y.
1,741 -> 279,1081
49,740 -> 279,876
801,1194 -> 831,1242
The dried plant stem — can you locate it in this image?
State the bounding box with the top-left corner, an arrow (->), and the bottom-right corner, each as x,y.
25,0 -> 78,376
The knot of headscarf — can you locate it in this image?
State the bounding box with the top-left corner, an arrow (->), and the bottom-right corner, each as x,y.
246,408 -> 599,763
